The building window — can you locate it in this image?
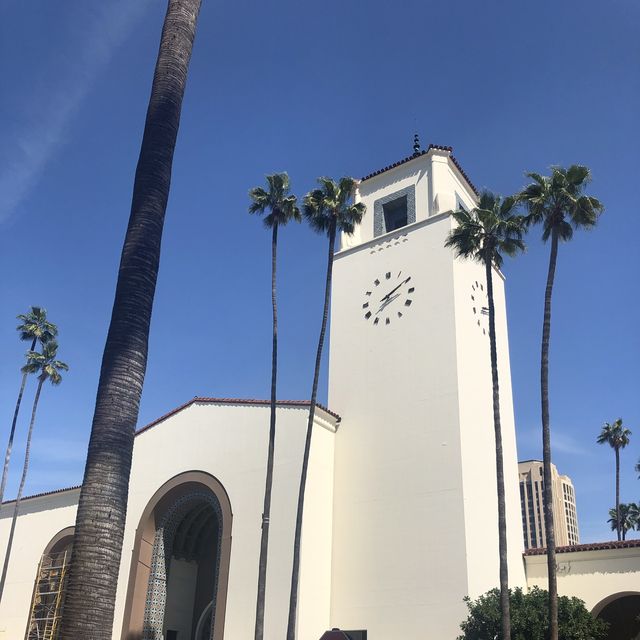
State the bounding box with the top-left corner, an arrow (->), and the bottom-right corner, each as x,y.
383,196 -> 408,232
373,186 -> 416,237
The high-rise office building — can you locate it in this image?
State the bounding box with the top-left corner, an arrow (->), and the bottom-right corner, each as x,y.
519,460 -> 579,549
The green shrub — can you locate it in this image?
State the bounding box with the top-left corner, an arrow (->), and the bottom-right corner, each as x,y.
458,586 -> 609,640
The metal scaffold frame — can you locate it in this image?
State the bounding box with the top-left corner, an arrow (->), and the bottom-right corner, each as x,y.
26,550 -> 68,640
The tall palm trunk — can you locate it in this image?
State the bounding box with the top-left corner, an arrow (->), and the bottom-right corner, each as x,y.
59,2 -> 201,637
0,337 -> 36,506
286,220 -> 336,640
485,258 -> 510,640
254,223 -> 279,640
615,448 -> 621,541
0,375 -> 44,603
541,228 -> 559,640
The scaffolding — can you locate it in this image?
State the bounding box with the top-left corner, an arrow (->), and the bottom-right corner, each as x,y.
26,550 -> 68,640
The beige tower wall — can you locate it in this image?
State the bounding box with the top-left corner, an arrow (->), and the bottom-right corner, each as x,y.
328,151 -> 525,639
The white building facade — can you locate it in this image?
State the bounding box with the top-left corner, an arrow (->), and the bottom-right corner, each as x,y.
1,146 -> 637,640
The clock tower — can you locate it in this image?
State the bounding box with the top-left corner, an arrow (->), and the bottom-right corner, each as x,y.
327,145 -> 525,638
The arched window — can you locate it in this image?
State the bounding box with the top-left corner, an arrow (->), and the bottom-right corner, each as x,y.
26,526 -> 74,640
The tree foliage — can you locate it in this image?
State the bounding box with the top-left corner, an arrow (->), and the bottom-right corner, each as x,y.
607,503 -> 639,540
458,587 -> 608,640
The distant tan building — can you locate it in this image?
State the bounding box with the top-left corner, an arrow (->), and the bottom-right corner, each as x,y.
519,460 -> 579,549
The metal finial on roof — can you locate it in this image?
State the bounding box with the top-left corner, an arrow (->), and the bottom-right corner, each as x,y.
413,133 -> 421,155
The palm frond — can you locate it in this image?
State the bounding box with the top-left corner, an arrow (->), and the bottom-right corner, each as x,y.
519,165 -> 603,242
303,177 -> 366,237
445,192 -> 526,268
248,173 -> 300,228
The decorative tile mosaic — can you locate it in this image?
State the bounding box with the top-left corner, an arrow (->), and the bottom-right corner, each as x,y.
373,185 -> 416,237
142,491 -> 223,640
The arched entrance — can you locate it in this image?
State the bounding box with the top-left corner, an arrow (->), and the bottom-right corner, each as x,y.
26,526 -> 75,639
121,472 -> 232,640
593,592 -> 640,640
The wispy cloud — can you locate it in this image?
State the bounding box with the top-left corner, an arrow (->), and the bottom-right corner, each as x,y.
517,425 -> 592,457
0,0 -> 154,221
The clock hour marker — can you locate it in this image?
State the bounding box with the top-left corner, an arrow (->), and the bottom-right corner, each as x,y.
365,311 -> 372,319
363,302 -> 369,309
408,287 -> 415,294
374,279 -> 380,286
366,291 -> 372,296
373,317 -> 380,325
397,271 -> 402,278
386,272 -> 391,279
397,311 -> 403,318
405,299 -> 412,306
385,317 -> 390,325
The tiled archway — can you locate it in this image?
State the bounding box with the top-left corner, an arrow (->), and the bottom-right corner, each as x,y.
120,472 -> 232,640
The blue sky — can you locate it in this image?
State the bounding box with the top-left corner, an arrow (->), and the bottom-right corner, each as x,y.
0,0 -> 638,543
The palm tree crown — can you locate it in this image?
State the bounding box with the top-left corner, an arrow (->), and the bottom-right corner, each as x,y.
597,419 -> 632,451
519,165 -> 604,240
249,173 -> 301,227
17,306 -> 57,347
607,503 -> 639,540
22,340 -> 69,384
445,192 -> 526,267
302,176 -> 365,236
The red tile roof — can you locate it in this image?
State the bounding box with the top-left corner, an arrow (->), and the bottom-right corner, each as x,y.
1,398 -> 341,506
135,397 -> 341,436
524,539 -> 640,555
0,484 -> 81,507
360,144 -> 480,196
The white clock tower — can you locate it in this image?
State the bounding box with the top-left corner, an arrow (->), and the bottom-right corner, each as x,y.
327,144 -> 525,638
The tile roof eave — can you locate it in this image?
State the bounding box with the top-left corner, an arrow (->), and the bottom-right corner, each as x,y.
524,539 -> 640,555
360,144 -> 480,196
2,397 -> 341,506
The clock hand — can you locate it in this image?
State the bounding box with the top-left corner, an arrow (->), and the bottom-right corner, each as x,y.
380,277 -> 410,302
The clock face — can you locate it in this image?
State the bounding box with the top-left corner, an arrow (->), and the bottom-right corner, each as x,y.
363,271 -> 415,326
471,280 -> 489,335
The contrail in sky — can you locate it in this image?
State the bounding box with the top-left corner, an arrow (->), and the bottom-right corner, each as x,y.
0,0 -> 155,221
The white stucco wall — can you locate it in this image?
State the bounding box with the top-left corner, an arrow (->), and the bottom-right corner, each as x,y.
329,209 -> 467,638
0,489 -> 79,638
0,401 -> 337,640
328,154 -> 523,639
453,255 -> 526,597
525,545 -> 640,612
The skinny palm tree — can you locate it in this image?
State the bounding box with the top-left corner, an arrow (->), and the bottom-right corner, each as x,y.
59,2 -> 202,637
519,165 -> 603,640
248,173 -> 300,640
607,503 -> 639,541
286,177 -> 365,640
445,192 -> 525,640
0,307 -> 57,505
597,419 -> 632,540
0,341 -> 68,604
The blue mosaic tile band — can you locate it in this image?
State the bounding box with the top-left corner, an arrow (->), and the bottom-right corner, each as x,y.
373,185 -> 416,237
142,491 -> 223,640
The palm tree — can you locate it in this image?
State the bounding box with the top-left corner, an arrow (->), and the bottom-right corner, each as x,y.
0,307 -> 57,505
59,2 -> 202,637
518,165 -> 603,640
597,419 -> 632,540
286,177 -> 365,640
607,503 -> 639,541
445,192 -> 525,640
248,173 -> 300,640
635,458 -> 640,479
0,341 -> 68,604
